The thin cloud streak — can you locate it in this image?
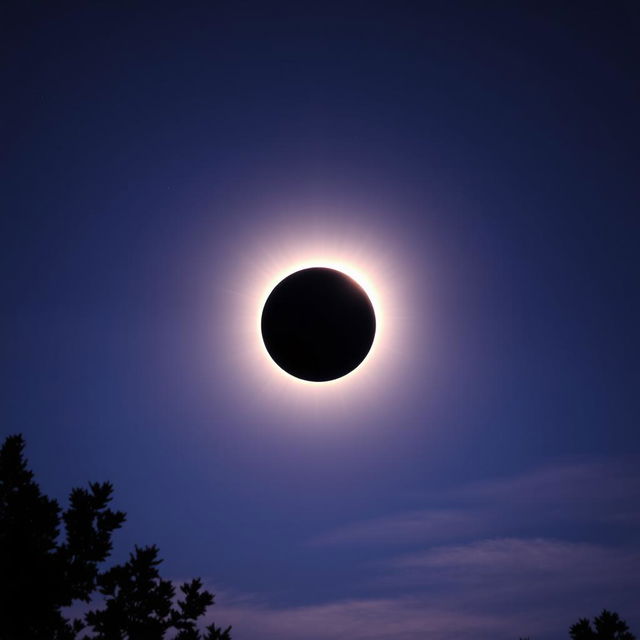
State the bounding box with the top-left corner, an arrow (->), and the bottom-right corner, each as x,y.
210,458 -> 640,640
207,592 -> 519,640
383,537 -> 640,597
310,457 -> 640,547
309,508 -> 481,546
207,538 -> 640,640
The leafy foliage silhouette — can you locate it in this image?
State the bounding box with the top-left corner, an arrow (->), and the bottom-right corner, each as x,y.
0,434 -> 231,640
570,610 -> 636,640
518,610 -> 636,640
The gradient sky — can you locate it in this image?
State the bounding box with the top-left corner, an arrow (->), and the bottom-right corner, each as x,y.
2,2 -> 639,639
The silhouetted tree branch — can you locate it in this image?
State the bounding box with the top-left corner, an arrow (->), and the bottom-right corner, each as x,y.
570,610 -> 636,640
0,434 -> 231,640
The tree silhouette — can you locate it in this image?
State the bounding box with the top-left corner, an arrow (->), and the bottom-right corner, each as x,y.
570,610 -> 636,640
0,434 -> 231,640
86,546 -> 230,640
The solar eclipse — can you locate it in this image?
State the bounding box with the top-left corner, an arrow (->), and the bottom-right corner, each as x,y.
261,267 -> 376,382
211,211 -> 422,424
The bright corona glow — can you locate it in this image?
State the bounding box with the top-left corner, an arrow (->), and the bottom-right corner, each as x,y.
206,208 -> 427,427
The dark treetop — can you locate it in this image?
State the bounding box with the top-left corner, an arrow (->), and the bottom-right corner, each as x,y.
0,434 -> 231,640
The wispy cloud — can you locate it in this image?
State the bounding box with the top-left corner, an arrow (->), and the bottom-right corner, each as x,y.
208,591 -> 520,640
207,537 -> 640,640
310,457 -> 640,547
195,458 -> 640,640
384,537 -> 640,598
455,458 -> 640,526
309,507 -> 482,546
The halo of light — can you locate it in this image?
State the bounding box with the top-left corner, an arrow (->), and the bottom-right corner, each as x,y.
207,207 -> 428,428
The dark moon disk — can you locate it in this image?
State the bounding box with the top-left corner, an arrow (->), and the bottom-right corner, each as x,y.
261,267 -> 376,382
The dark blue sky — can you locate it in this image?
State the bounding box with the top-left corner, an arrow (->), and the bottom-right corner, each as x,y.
2,3 -> 639,638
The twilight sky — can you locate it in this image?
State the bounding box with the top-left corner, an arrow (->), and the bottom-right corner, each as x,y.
2,2 -> 639,639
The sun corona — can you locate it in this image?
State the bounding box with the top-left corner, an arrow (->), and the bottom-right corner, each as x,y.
212,210 -> 421,424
